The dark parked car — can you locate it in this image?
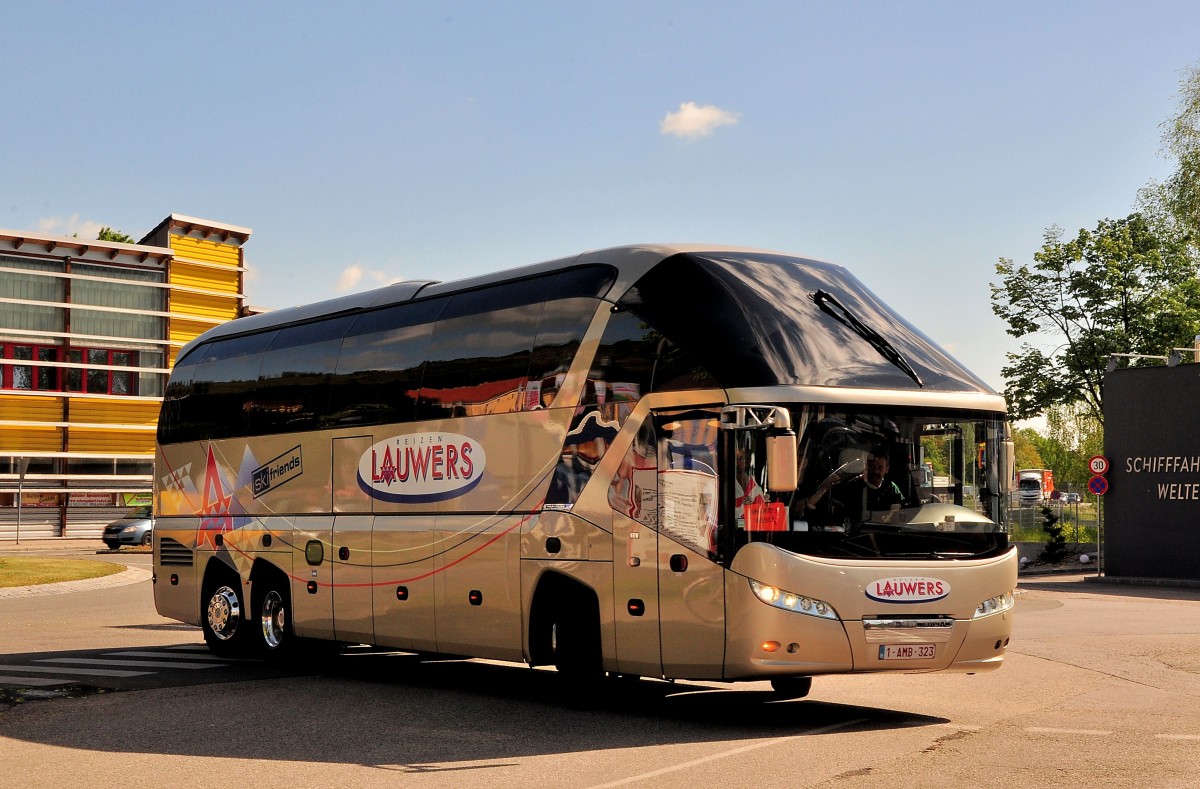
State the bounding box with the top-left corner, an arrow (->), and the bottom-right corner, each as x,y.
102,505 -> 154,549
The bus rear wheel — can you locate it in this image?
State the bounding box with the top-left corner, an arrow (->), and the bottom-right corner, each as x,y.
254,577 -> 294,660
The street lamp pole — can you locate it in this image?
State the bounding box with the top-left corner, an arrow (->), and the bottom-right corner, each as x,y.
15,457 -> 31,544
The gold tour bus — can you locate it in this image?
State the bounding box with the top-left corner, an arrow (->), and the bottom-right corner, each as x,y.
153,244 -> 1016,698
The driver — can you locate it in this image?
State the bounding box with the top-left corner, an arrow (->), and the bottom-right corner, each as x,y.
803,444 -> 905,525
848,445 -> 905,514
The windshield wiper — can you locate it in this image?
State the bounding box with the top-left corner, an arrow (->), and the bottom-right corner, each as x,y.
812,290 -> 923,387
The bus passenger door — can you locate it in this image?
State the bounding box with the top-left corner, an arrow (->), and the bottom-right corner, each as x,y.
332,436 -> 374,644
612,510 -> 661,676
610,418 -> 662,677
656,411 -> 726,679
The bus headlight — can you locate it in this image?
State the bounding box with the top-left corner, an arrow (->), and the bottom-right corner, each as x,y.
748,579 -> 839,620
974,591 -> 1015,618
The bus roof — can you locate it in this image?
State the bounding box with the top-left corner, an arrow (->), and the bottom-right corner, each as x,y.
177,244 -> 775,356
177,243 -> 998,398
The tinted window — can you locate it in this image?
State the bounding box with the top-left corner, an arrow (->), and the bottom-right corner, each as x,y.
159,333 -> 275,443
589,308 -> 715,406
159,265 -> 619,441
526,268 -> 613,409
416,280 -> 547,420
618,252 -> 991,392
327,297 -> 448,427
249,318 -> 354,435
158,355 -> 197,445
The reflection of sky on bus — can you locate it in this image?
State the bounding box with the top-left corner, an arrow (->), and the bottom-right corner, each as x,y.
6,1 -> 1200,392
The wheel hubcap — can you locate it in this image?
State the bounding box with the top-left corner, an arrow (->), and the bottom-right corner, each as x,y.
206,586 -> 241,641
261,590 -> 287,649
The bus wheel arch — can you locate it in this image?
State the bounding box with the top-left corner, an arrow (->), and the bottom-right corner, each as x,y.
528,571 -> 603,676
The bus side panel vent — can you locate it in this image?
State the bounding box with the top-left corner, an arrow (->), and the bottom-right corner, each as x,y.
159,536 -> 195,567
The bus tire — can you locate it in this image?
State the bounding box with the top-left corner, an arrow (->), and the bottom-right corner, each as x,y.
770,676 -> 812,699
250,565 -> 297,657
254,575 -> 293,660
202,574 -> 252,658
553,592 -> 603,680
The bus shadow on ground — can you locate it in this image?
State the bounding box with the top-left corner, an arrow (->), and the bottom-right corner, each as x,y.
1,645 -> 948,767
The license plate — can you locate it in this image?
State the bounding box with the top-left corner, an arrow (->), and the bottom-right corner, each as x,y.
878,644 -> 936,660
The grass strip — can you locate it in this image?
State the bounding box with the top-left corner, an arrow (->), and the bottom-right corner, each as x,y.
0,557 -> 124,588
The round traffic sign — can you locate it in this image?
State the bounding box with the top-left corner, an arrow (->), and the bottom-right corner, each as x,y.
1087,475 -> 1109,496
1088,455 -> 1109,475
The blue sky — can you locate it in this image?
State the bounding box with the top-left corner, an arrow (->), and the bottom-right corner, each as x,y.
4,2 -> 1199,393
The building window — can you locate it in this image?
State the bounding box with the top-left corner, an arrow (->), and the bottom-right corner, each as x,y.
1,343 -> 59,391
37,347 -> 59,390
61,346 -> 144,396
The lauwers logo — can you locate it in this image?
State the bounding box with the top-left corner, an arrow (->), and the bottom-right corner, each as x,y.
865,576 -> 950,604
358,432 -> 486,503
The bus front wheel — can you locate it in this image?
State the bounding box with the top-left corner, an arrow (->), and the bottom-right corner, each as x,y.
770,676 -> 813,699
553,603 -> 602,679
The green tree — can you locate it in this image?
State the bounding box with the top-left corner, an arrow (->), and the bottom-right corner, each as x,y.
1038,505 -> 1069,564
1161,63 -> 1200,242
1040,404 -> 1103,491
991,213 -> 1200,424
97,227 -> 135,244
1012,427 -> 1045,471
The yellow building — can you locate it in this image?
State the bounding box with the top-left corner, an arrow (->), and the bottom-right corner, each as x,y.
0,215 -> 250,539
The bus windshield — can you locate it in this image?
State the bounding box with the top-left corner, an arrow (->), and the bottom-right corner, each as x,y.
725,405 -> 1009,561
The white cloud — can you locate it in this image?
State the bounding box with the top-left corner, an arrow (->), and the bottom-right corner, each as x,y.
335,263 -> 405,293
336,264 -> 364,292
660,101 -> 741,139
34,213 -> 107,239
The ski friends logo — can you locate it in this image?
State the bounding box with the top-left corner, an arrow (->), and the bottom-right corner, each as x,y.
252,446 -> 303,499
358,432 -> 486,503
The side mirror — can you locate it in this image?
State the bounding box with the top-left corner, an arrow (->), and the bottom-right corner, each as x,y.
766,430 -> 798,492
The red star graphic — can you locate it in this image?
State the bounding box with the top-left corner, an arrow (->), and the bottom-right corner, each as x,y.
198,446 -> 233,549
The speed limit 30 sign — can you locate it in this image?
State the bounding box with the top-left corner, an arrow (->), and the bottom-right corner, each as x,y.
1088,455 -> 1110,475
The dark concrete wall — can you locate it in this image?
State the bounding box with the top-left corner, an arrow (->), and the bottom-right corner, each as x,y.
1105,366 -> 1200,579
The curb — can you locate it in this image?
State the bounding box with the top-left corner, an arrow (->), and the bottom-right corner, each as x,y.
0,540 -> 147,557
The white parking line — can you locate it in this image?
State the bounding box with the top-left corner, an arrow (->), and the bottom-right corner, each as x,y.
1155,734 -> 1200,741
105,650 -> 254,663
37,658 -> 225,670
0,675 -> 80,686
0,664 -> 150,678
584,719 -> 867,789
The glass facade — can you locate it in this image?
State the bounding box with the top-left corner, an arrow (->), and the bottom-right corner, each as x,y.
0,258 -> 168,398
0,218 -> 247,537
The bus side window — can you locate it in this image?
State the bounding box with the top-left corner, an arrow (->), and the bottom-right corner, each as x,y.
655,414 -> 719,554
608,419 -> 657,526
328,298 -> 446,428
253,318 -> 353,435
